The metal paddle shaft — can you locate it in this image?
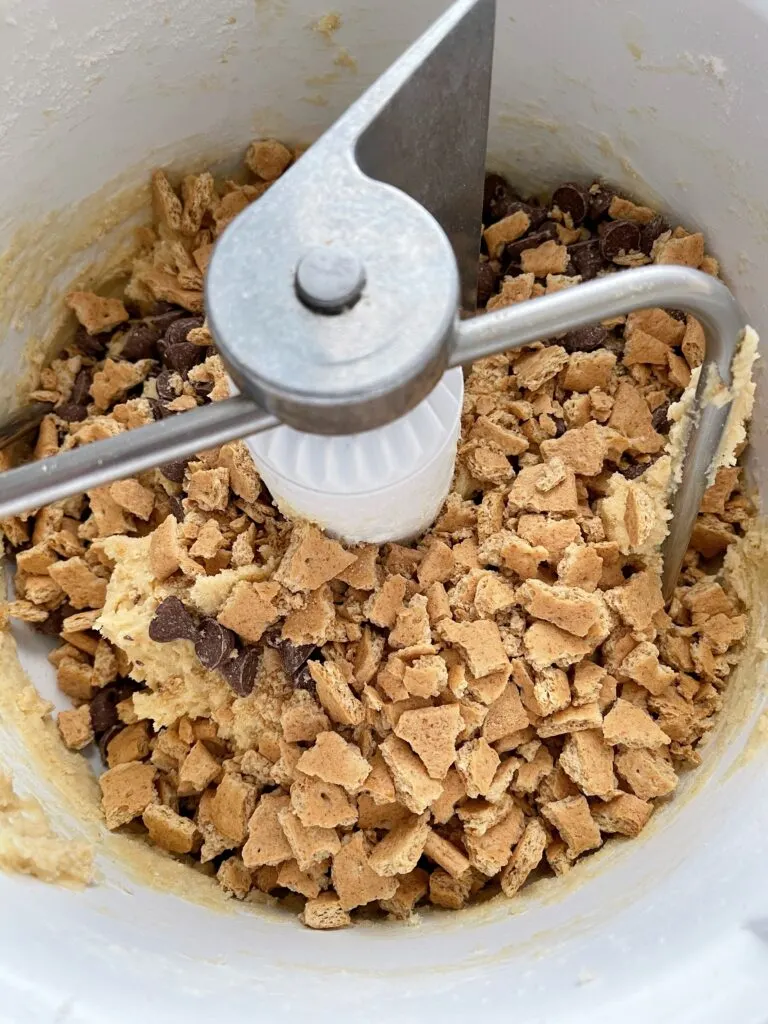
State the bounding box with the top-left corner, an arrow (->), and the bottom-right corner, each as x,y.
0,0 -> 749,600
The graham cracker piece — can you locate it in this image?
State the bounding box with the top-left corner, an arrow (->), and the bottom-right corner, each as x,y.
281,585 -> 335,646
615,747 -> 678,800
523,622 -> 592,671
487,273 -> 535,309
277,805 -> 340,873
507,463 -> 579,514
368,812 -> 431,877
178,741 -> 223,796
364,574 -> 407,629
603,698 -> 670,748
608,196 -> 655,224
483,209 -> 531,258
241,791 -> 292,868
514,661 -> 570,717
16,542 -> 57,575
623,330 -> 670,366
56,706 -> 94,750
572,661 -> 606,706
394,704 -> 462,779
605,570 -> 664,631
517,579 -> 608,638
464,805 -> 526,877
402,654 -> 448,698
618,641 -> 676,696
357,795 -> 412,831
309,661 -> 365,727
562,350 -> 617,392
607,381 -> 664,454
189,519 -> 225,561
416,539 -> 455,587
486,758 -> 522,803
389,594 -> 432,648
500,817 -> 547,897
537,702 -> 603,738
106,723 -> 151,767
337,544 -> 380,590
276,859 -> 323,900
99,762 -> 157,830
209,773 -> 258,844
90,359 -> 152,412
540,420 -> 609,477
470,416 -> 529,457
180,171 -> 216,235
302,893 -> 351,930
291,771 -> 358,829
65,291 -> 129,334
682,315 -> 705,368
653,231 -> 704,268
592,793 -> 653,836
149,515 -> 184,581
109,479 -> 155,521
518,514 -> 582,566
557,543 -> 603,592
559,730 -> 616,800
482,683 -> 530,744
281,690 -> 330,744
331,831 -> 398,910
454,738 -> 500,798
423,831 -> 471,879
520,241 -> 569,278
440,618 -> 509,677
48,557 -> 106,609
142,804 -> 198,854
379,735 -> 443,814
274,522 -> 355,592
87,486 -> 133,537
700,467 -> 740,515
218,580 -> 281,643
186,468 -> 230,512
246,138 -> 292,180
541,795 -> 601,859
379,867 -> 430,919
217,856 -> 254,900
296,731 -> 371,793
458,793 -> 514,835
355,628 -> 385,687
429,867 -> 473,909
498,534 -> 549,580
430,768 -> 467,824
151,168 -> 183,229
359,750 -> 396,805
474,572 -> 517,618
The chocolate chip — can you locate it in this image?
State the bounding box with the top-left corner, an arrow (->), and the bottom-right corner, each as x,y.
561,324 -> 608,353
89,688 -> 121,734
32,603 -> 72,637
162,342 -> 205,377
160,459 -> 187,484
599,220 -> 641,261
148,306 -> 187,331
476,262 -> 498,306
554,417 -> 567,438
155,368 -> 181,402
70,367 -> 93,406
293,663 -> 316,693
193,380 -> 214,401
587,185 -> 614,222
567,239 -> 605,280
638,214 -> 668,255
164,316 -> 204,348
72,325 -> 107,358
552,182 -> 589,225
121,321 -> 163,361
282,643 -> 316,677
666,308 -> 687,322
55,402 -> 88,423
501,225 -> 561,272
149,398 -> 171,421
97,724 -> 123,764
220,647 -> 261,697
483,173 -> 521,224
195,618 -> 236,670
148,596 -> 199,643
168,495 -> 185,521
652,403 -> 670,433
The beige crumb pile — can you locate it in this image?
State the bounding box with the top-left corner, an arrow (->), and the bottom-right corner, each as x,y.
0,150 -> 757,929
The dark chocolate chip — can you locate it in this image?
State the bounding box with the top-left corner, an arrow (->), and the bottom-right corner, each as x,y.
97,724 -> 122,764
561,324 -> 608,353
666,308 -> 687,322
220,647 -> 261,697
552,182 -> 589,226
567,239 -> 605,280
293,662 -> 316,693
160,459 -> 188,484
148,306 -> 187,330
55,402 -> 88,423
149,398 -> 171,421
155,368 -> 181,402
70,367 -> 93,406
554,417 -> 567,438
193,380 -> 214,400
73,325 -> 107,358
476,262 -> 498,307
587,185 -> 614,222
281,642 -> 316,677
501,225 -> 561,272
120,321 -> 163,361
32,603 -> 72,637
483,173 -> 521,224
598,220 -> 641,261
652,403 -> 670,433
148,596 -> 199,643
89,688 -> 121,734
195,618 -> 236,670
168,495 -> 185,521
162,342 -> 205,377
164,316 -> 204,348
638,214 -> 669,255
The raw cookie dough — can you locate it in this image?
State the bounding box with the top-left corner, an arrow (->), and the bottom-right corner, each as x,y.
0,155 -> 759,928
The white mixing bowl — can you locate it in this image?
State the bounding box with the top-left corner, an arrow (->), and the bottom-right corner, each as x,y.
0,1 -> 767,1021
